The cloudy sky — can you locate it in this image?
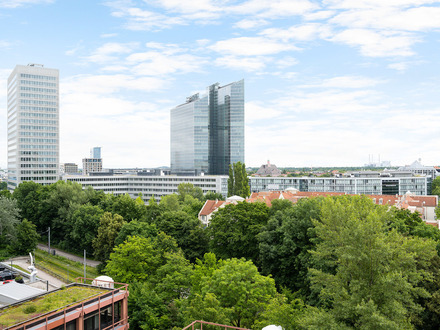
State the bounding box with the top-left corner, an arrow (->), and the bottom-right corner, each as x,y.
1,0 -> 440,168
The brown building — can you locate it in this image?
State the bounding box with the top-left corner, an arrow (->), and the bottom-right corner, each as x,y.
0,278 -> 128,330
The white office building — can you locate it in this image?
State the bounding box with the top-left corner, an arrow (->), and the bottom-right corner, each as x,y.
7,64 -> 59,190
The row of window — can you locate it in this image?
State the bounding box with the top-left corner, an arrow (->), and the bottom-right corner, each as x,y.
21,164 -> 57,168
21,99 -> 57,106
20,138 -> 57,143
21,73 -> 57,81
20,144 -> 57,149
20,79 -> 57,87
20,131 -> 57,137
20,86 -> 57,93
21,106 -> 57,112
20,125 -> 57,130
20,119 -> 57,125
21,176 -> 57,181
21,170 -> 57,174
20,93 -> 58,99
21,150 -> 58,155
21,157 -> 57,162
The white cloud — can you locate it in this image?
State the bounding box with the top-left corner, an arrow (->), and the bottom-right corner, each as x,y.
230,0 -> 319,18
261,23 -> 331,42
0,0 -> 53,8
300,76 -> 383,89
85,42 -> 139,63
331,29 -> 417,57
215,55 -> 268,71
210,36 -> 299,56
233,18 -> 269,29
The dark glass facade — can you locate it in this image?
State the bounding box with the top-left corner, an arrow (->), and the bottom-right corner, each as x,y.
170,80 -> 244,175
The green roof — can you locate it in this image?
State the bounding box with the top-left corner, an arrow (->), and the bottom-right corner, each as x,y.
0,285 -> 106,329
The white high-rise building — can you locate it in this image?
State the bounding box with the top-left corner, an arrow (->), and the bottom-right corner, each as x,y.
7,64 -> 59,190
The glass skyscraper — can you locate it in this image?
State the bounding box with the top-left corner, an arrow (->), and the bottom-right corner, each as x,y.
7,64 -> 59,189
170,80 -> 244,175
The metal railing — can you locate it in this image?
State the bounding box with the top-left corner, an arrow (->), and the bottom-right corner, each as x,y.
182,320 -> 250,330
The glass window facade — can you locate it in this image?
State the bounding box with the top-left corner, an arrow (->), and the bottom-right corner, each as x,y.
170,80 -> 244,175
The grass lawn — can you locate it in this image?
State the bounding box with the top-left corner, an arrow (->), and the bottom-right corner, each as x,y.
0,286 -> 105,328
34,250 -> 99,284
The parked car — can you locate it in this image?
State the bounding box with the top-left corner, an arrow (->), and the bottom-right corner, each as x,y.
0,270 -> 16,281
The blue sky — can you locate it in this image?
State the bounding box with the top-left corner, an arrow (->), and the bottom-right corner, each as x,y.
1,0 -> 440,168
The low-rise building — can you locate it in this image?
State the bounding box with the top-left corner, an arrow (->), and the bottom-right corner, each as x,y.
0,278 -> 128,330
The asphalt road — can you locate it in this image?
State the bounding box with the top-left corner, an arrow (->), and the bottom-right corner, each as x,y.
36,244 -> 101,267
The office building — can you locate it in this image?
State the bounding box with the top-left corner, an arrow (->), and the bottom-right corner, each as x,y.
170,80 -> 244,175
82,147 -> 103,175
7,64 -> 59,190
90,146 -> 101,159
60,163 -> 79,174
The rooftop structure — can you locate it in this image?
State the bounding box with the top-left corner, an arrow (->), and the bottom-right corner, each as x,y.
0,278 -> 128,330
255,160 -> 282,177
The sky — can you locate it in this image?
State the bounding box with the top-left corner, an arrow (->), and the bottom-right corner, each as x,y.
1,0 -> 440,169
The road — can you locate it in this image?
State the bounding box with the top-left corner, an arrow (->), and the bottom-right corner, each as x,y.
2,256 -> 65,290
36,244 -> 101,267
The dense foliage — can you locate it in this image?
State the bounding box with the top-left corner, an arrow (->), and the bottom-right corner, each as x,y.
2,180 -> 440,329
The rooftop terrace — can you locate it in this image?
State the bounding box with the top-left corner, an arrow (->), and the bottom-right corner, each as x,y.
0,283 -> 110,329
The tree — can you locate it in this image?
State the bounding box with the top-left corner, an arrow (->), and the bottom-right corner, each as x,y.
0,196 -> 20,246
69,204 -> 104,254
12,219 -> 39,255
304,195 -> 437,329
208,201 -> 269,266
159,194 -> 180,212
154,210 -> 209,262
93,212 -> 125,262
258,197 -> 322,298
204,191 -> 224,201
432,176 -> 440,196
111,193 -> 143,222
177,183 -> 204,202
181,258 -> 277,328
227,162 -> 250,198
12,181 -> 43,226
114,220 -> 158,246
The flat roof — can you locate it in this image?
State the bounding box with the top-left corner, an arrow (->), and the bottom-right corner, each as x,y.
0,284 -> 107,329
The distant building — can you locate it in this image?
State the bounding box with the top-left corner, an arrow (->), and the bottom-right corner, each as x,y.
398,160 -> 437,178
82,147 -> 103,175
255,160 -> 282,177
60,163 -> 78,174
170,80 -> 244,175
7,64 -> 59,190
90,147 -> 101,159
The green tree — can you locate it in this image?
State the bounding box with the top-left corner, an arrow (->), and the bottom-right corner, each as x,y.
204,191 -> 224,201
304,195 -> 437,329
0,196 -> 20,246
228,164 -> 234,197
154,210 -> 209,262
93,212 -> 125,262
227,162 -> 250,198
258,197 -> 322,298
114,220 -> 158,246
111,193 -> 143,222
208,201 -> 269,266
182,258 -> 277,328
159,194 -> 180,212
432,176 -> 440,196
12,219 -> 39,255
12,181 -> 43,227
0,181 -> 7,190
69,204 -> 104,254
177,183 -> 204,202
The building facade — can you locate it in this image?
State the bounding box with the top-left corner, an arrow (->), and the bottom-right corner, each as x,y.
7,64 -> 59,190
60,163 -> 79,174
170,80 -> 244,175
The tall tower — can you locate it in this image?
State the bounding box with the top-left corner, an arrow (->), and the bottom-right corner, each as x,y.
170,79 -> 244,175
7,64 -> 59,190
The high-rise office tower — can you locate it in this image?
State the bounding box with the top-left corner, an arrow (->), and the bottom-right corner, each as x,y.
90,146 -> 101,159
170,79 -> 244,175
7,64 -> 59,190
